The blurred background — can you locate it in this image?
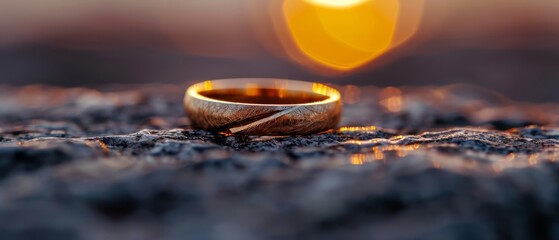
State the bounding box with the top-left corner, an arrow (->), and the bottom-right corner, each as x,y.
0,0 -> 558,102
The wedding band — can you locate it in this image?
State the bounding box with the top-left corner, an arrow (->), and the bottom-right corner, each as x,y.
184,78 -> 342,135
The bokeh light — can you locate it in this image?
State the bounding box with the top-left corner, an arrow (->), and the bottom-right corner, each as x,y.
303,0 -> 370,8
281,0 -> 424,72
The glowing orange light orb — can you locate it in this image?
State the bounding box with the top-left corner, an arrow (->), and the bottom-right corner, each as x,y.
281,0 -> 424,72
303,0 -> 370,8
283,0 -> 399,70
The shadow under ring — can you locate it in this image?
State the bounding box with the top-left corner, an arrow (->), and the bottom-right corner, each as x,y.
184,78 -> 342,136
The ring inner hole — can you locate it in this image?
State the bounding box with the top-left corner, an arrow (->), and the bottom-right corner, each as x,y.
198,88 -> 329,104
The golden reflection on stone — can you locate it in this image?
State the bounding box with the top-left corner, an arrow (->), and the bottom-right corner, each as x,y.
406,144 -> 421,151
391,135 -> 405,141
350,154 -> 365,165
342,138 -> 387,146
340,126 -> 559,174
344,140 -> 363,145
339,126 -> 377,132
343,141 -> 559,174
218,131 -> 234,137
373,149 -> 385,161
97,140 -> 110,156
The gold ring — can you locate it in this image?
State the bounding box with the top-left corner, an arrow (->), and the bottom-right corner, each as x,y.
184,78 -> 342,135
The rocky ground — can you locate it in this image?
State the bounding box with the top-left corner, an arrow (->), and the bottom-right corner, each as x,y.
1,83 -> 559,240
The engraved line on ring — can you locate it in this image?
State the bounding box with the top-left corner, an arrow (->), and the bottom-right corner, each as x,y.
229,106 -> 303,133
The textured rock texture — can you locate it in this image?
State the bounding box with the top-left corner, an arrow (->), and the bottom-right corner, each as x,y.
1,84 -> 559,240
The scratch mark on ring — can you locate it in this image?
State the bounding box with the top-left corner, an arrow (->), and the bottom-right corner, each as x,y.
229,106 -> 302,133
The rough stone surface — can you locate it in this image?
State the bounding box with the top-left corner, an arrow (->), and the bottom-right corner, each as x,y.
1,84 -> 559,240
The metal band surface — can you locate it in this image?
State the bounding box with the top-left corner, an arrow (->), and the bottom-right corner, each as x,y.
184,78 -> 342,135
